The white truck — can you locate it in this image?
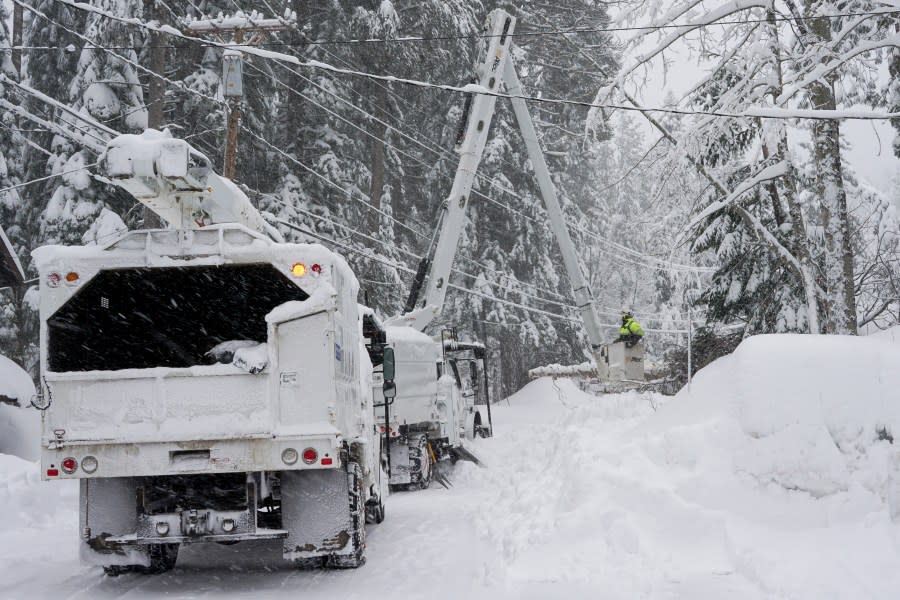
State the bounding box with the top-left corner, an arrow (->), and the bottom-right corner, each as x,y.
33,132 -> 385,573
363,319 -> 490,489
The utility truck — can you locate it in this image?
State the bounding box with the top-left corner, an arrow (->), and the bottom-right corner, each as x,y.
34,131 -> 385,573
360,11 -> 524,490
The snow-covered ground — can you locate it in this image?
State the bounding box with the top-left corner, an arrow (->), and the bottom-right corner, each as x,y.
2,333 -> 899,599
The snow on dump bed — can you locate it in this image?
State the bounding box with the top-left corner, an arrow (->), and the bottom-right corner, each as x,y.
0,355 -> 38,461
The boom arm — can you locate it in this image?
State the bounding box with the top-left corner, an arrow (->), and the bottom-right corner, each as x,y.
102,130 -> 282,241
502,60 -> 606,354
390,10 -> 516,330
386,9 -> 606,367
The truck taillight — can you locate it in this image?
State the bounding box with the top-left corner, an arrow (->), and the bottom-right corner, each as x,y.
311,263 -> 322,276
47,272 -> 62,287
291,262 -> 307,277
65,271 -> 80,285
61,457 -> 78,474
46,468 -> 59,477
302,448 -> 318,464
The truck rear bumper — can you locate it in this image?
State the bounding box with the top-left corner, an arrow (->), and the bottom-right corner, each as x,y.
43,433 -> 341,480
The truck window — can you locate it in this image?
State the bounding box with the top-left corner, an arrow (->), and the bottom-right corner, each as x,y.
47,264 -> 308,372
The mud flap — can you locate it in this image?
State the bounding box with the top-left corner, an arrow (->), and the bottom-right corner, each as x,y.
388,442 -> 412,486
80,478 -> 150,568
449,445 -> 484,467
281,468 -> 358,562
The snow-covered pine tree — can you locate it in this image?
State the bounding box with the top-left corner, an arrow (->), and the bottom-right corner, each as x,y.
0,3 -> 36,373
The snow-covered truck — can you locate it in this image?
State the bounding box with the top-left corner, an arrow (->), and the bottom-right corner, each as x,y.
33,132 -> 384,573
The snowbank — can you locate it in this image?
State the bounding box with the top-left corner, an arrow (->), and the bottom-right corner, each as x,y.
646,334 -> 900,499
0,355 -> 39,461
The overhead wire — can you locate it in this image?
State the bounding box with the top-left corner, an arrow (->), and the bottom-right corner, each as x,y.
19,6 -> 899,48
43,0 -> 898,121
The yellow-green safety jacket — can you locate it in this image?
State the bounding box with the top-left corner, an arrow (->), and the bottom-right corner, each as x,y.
619,317 -> 644,337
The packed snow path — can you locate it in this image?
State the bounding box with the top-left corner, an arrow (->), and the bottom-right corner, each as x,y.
4,333 -> 900,599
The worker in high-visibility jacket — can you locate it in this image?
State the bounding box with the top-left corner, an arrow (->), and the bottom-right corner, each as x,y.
616,312 -> 644,348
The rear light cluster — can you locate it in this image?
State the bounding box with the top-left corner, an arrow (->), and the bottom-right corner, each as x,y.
281,447 -> 333,466
302,448 -> 318,464
46,271 -> 81,288
47,455 -> 98,477
379,425 -> 399,437
290,263 -> 323,278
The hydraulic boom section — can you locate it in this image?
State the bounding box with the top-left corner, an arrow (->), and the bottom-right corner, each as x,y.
394,10 -> 516,330
396,9 -> 611,373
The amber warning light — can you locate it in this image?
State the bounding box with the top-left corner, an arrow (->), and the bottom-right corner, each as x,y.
291,263 -> 307,277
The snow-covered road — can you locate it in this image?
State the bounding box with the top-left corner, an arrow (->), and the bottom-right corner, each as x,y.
4,332 -> 900,599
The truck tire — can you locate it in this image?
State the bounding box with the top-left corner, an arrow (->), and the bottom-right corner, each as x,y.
413,436 -> 434,490
365,496 -> 385,524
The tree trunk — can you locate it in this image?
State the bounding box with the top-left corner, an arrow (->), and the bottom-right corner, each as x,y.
765,6 -> 820,333
804,1 -> 857,334
368,85 -> 388,235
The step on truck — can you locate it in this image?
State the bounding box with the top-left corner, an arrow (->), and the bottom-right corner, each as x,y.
32,131 -> 385,573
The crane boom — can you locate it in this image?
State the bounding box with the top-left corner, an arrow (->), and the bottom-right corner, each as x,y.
389,10 -> 516,330
385,9 -> 616,373
101,130 -> 282,241
502,60 -> 606,355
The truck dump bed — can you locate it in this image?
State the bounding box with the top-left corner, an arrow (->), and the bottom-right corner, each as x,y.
34,225 -> 363,480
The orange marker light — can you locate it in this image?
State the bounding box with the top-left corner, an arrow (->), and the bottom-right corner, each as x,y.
291,263 -> 307,277
65,272 -> 79,283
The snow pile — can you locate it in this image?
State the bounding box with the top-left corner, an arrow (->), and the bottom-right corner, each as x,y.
81,208 -> 127,246
646,334 -> 900,500
462,333 -> 900,597
0,354 -> 39,461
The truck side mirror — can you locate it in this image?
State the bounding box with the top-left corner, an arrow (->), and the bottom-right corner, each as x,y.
382,380 -> 396,400
382,347 -> 396,382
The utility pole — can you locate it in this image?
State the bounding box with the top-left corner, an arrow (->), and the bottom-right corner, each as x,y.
185,13 -> 292,180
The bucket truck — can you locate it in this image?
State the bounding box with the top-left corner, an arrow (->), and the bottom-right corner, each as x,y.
360,12 -> 523,490
367,9 -> 642,485
33,130 -> 385,573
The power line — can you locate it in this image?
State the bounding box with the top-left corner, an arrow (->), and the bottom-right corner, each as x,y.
18,8 -> 899,48
249,51 -> 707,282
47,0 -> 898,122
0,161 -> 100,195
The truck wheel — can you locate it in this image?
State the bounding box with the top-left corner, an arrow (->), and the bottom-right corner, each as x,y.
415,437 -> 434,490
365,497 -> 385,524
